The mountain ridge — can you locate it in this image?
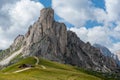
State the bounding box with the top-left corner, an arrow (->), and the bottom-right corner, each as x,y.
0,8 -> 119,73
93,44 -> 120,66
93,44 -> 114,57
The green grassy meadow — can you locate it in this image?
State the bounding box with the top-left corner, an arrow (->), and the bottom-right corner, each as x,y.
0,57 -> 119,80
0,57 -> 118,80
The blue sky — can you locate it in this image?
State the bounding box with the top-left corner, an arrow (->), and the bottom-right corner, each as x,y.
39,0 -> 51,7
91,0 -> 105,10
0,0 -> 120,53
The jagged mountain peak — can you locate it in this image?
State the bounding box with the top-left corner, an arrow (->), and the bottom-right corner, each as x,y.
10,8 -> 67,61
39,8 -> 54,32
93,44 -> 113,57
40,8 -> 54,22
93,44 -> 120,66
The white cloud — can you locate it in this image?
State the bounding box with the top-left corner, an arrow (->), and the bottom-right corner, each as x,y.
105,0 -> 120,22
52,0 -> 93,27
93,8 -> 107,23
114,26 -> 120,32
52,0 -> 107,27
0,0 -> 19,8
0,0 -> 44,49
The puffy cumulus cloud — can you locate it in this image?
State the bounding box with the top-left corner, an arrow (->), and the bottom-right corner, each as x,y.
52,0 -> 106,27
52,0 -> 91,27
0,27 -> 12,49
0,0 -> 44,49
0,0 -> 20,29
52,0 -> 120,52
105,0 -> 120,22
93,8 -> 107,23
0,0 -> 19,8
52,0 -> 120,26
110,25 -> 120,41
114,26 -> 120,32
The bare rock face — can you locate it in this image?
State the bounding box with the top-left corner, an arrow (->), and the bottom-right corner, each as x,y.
40,8 -> 54,33
65,31 -> 118,72
10,35 -> 24,51
1,8 -> 119,73
93,44 -> 120,68
21,8 -> 67,62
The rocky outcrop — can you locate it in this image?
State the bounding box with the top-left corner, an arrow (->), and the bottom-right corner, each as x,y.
65,31 -> 118,72
0,8 -> 119,73
0,48 -> 10,61
21,8 -> 67,62
10,35 -> 24,51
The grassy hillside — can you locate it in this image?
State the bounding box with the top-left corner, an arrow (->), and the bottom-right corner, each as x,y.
0,57 -> 103,80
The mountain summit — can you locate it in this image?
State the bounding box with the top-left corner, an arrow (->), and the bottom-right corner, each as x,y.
0,8 -> 119,73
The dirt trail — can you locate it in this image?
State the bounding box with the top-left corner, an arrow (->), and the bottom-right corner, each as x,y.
41,65 -> 46,69
12,56 -> 40,73
13,68 -> 31,73
34,56 -> 46,69
5,56 -> 46,74
34,56 -> 39,65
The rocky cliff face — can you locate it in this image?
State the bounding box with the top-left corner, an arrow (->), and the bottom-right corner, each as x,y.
65,31 -> 118,72
21,8 -> 67,62
0,8 -> 119,73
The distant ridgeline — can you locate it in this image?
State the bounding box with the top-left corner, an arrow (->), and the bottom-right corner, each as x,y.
93,44 -> 120,66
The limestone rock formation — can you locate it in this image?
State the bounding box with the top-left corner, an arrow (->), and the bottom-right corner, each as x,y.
10,35 -> 24,51
65,31 -> 118,72
21,8 -> 67,62
0,8 -> 119,73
